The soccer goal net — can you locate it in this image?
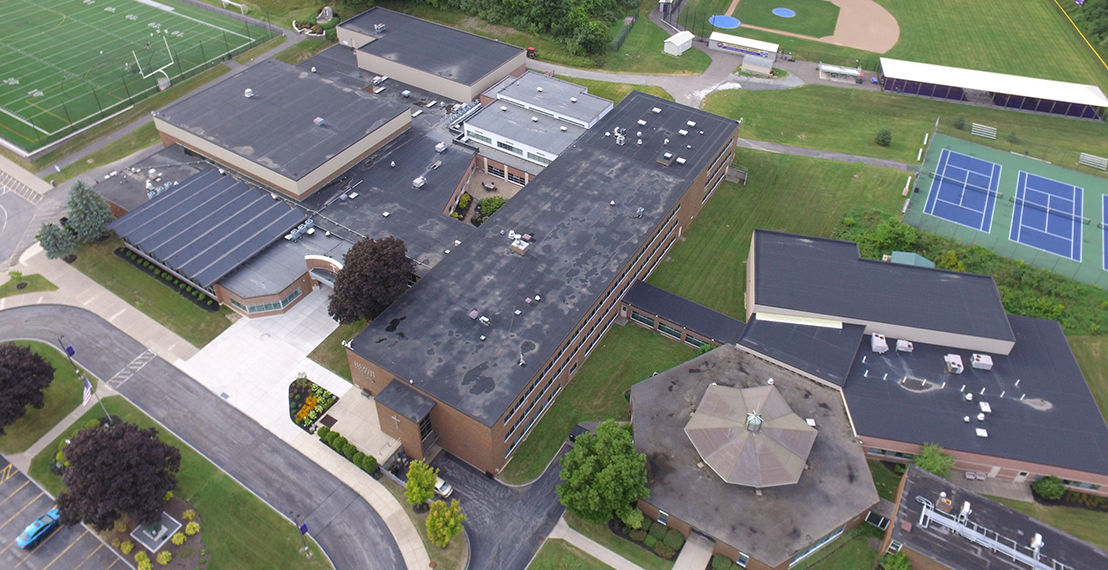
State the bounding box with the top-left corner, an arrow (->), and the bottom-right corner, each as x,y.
221,0 -> 248,15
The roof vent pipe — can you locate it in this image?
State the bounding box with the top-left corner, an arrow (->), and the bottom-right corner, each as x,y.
313,117 -> 325,127
244,88 -> 254,98
570,97 -> 577,103
537,87 -> 543,92
531,116 -> 538,122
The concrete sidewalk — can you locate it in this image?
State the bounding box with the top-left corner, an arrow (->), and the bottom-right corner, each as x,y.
5,382 -> 120,474
736,137 -> 915,171
548,517 -> 646,570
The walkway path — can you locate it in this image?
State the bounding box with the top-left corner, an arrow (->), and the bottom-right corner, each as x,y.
6,382 -> 121,474
672,532 -> 714,570
736,137 -> 914,171
548,517 -> 646,570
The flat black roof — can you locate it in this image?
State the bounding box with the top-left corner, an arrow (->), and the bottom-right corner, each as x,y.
343,7 -> 522,87
753,230 -> 1016,344
892,466 -> 1108,570
631,345 -> 878,567
844,315 -> 1108,475
349,92 -> 739,426
155,59 -> 409,181
95,144 -> 204,213
108,169 -> 304,288
738,316 -> 864,387
622,280 -> 745,344
376,379 -> 437,423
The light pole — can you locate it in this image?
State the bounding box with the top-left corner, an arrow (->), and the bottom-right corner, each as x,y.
288,511 -> 311,557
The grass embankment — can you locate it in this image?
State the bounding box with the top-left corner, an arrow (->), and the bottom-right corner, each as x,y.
528,539 -> 614,570
45,123 -> 162,185
0,274 -> 57,299
273,39 -> 336,65
380,478 -> 468,570
556,77 -> 673,103
499,325 -> 695,484
703,85 -> 1108,165
791,524 -> 884,570
600,0 -> 712,75
307,318 -> 366,383
1069,336 -> 1108,419
735,0 -> 839,38
71,236 -> 235,348
28,396 -> 330,570
233,35 -> 288,64
868,460 -> 902,503
647,150 -> 907,317
0,66 -> 230,174
991,496 -> 1108,550
563,512 -> 673,570
0,342 -> 89,455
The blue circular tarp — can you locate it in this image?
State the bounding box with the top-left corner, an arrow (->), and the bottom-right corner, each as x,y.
772,8 -> 796,17
708,15 -> 741,29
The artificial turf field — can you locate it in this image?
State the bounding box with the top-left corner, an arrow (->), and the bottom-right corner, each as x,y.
0,0 -> 273,152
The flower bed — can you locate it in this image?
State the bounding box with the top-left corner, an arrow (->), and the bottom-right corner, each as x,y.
105,496 -> 207,570
288,376 -> 337,431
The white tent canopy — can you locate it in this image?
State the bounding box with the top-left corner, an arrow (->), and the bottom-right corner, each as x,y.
879,58 -> 1108,107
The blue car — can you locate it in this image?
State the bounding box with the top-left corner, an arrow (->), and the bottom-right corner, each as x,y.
16,508 -> 60,549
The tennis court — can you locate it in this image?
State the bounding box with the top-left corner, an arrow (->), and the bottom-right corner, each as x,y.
1009,172 -> 1084,262
905,134 -> 1108,289
0,0 -> 275,153
922,149 -> 1001,232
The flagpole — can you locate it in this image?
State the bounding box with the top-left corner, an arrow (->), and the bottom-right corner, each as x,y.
59,336 -> 113,425
85,374 -> 113,425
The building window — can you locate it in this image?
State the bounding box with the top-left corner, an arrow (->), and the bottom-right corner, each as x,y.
229,286 -> 301,314
865,511 -> 890,530
868,448 -> 916,461
418,414 -> 433,441
735,552 -> 749,568
526,152 -> 552,166
790,525 -> 844,567
889,540 -> 903,552
487,164 -> 505,178
507,172 -> 527,185
468,132 -> 492,144
684,335 -> 707,348
657,510 -> 668,525
497,141 -> 523,155
658,322 -> 683,340
630,311 -> 655,328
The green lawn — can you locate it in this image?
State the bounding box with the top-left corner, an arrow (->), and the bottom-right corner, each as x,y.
556,77 -> 673,103
1068,336 -> 1108,421
0,342 -> 89,455
28,396 -> 330,570
233,35 -> 288,64
0,274 -> 57,299
703,85 -> 1108,164
792,524 -> 884,570
600,0 -> 713,75
868,460 -> 902,503
273,39 -> 336,65
990,496 -> 1108,550
380,477 -> 467,570
499,325 -> 695,484
646,150 -> 907,317
528,539 -> 613,570
563,513 -> 673,570
46,123 -> 162,185
735,0 -> 840,38
307,319 -> 366,383
71,236 -> 235,348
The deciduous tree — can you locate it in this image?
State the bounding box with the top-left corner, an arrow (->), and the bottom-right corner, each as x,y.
557,420 -> 649,526
426,499 -> 466,547
57,422 -> 181,531
1031,476 -> 1066,501
328,236 -> 413,324
37,223 -> 77,260
0,343 -> 56,435
66,181 -> 115,242
913,443 -> 955,478
405,460 -> 437,507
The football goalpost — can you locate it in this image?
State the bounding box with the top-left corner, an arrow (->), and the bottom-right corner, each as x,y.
132,34 -> 175,81
221,0 -> 249,15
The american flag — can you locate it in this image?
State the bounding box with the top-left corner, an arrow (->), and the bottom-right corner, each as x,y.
82,377 -> 93,407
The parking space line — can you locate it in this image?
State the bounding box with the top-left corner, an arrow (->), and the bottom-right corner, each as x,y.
71,542 -> 104,570
0,492 -> 44,530
39,528 -> 88,570
0,464 -> 18,484
13,525 -> 64,568
0,481 -> 30,506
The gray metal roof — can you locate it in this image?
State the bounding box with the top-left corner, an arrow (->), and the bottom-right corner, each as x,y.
349,92 -> 739,427
489,72 -> 612,126
219,228 -> 352,298
843,315 -> 1108,476
622,280 -> 745,344
892,466 -> 1108,570
376,379 -> 437,423
155,59 -> 409,181
108,169 -> 305,288
465,103 -> 585,157
343,7 -> 523,87
752,230 -> 1016,344
631,345 -> 878,567
738,316 -> 864,387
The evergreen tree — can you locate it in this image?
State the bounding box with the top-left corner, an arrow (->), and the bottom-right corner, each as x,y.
66,181 -> 114,242
37,223 -> 77,260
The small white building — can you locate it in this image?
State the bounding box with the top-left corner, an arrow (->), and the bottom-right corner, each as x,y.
664,31 -> 695,56
742,54 -> 774,77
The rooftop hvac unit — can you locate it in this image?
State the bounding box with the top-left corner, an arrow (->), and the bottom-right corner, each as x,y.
944,354 -> 964,374
537,87 -> 543,92
560,126 -> 567,132
975,428 -> 988,438
244,88 -> 254,98
635,207 -> 644,218
531,116 -> 538,122
896,339 -> 914,353
435,142 -> 447,153
313,117 -> 325,127
979,401 -> 992,414
870,333 -> 888,354
971,354 -> 993,370
686,120 -> 696,127
615,133 -> 625,146
675,157 -> 687,165
652,107 -> 661,114
374,23 -> 386,32
570,97 -> 577,103
637,119 -> 647,126
678,129 -> 688,136
500,106 -> 508,111
479,316 -> 490,326
976,412 -> 986,422
636,139 -> 642,146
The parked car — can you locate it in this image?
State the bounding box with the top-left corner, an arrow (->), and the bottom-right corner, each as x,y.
434,477 -> 454,498
17,508 -> 60,549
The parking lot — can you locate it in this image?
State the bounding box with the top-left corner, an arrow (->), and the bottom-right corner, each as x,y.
0,457 -> 122,570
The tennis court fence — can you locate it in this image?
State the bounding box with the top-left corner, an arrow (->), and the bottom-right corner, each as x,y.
936,117 -> 1108,181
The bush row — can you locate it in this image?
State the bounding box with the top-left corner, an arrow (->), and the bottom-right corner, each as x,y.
317,426 -> 379,475
118,249 -> 219,310
613,511 -> 684,560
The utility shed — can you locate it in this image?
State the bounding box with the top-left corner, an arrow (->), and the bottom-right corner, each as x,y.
742,54 -> 774,77
664,31 -> 694,56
